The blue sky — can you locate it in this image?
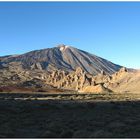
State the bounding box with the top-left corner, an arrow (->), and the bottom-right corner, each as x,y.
0,2 -> 140,69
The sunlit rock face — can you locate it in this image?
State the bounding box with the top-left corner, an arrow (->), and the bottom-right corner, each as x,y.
0,62 -> 140,94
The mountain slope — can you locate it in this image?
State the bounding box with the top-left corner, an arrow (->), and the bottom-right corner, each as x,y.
0,44 -> 122,75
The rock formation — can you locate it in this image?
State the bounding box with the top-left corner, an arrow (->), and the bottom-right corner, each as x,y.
1,64 -> 140,93
1,45 -> 140,94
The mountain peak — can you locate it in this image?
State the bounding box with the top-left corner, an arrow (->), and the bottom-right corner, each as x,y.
57,44 -> 70,52
0,45 -> 122,75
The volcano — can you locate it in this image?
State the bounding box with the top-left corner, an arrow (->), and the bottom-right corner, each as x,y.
0,44 -> 122,75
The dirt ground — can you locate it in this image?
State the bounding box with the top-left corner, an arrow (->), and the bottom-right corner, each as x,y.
0,93 -> 140,138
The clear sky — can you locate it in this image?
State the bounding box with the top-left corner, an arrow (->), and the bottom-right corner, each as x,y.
0,2 -> 140,69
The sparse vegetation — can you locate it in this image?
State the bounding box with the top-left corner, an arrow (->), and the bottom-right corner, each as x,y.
0,93 -> 140,138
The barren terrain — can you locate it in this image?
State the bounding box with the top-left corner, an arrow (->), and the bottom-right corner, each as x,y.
1,45 -> 140,138
1,92 -> 140,138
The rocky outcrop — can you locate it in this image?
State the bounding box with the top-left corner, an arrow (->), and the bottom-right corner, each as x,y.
43,67 -> 113,93
1,64 -> 140,94
79,84 -> 112,93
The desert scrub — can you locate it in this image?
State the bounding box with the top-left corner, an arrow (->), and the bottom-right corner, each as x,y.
86,102 -> 96,109
72,130 -> 92,138
60,129 -> 73,138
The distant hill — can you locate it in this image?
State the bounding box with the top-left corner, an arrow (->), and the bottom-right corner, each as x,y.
0,44 -> 122,75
